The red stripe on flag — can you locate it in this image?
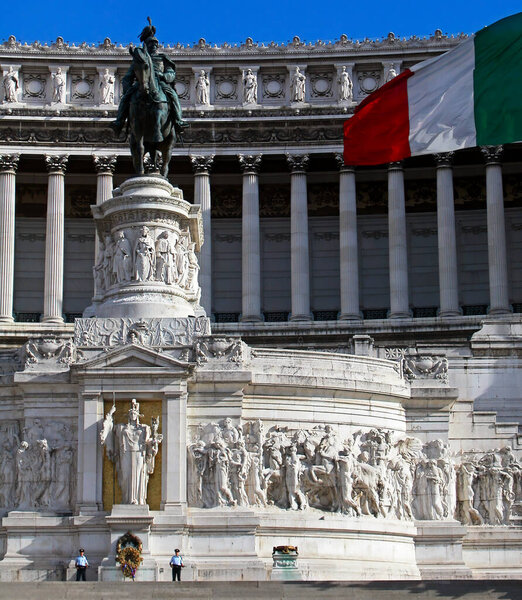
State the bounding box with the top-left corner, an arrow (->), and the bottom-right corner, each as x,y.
343,69 -> 414,166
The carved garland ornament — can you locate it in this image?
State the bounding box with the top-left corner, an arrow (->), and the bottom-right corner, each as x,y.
116,531 -> 143,580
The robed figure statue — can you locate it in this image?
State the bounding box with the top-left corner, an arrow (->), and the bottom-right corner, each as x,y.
111,17 -> 188,177
100,399 -> 163,505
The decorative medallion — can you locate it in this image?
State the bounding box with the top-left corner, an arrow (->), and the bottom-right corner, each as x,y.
310,72 -> 333,98
23,74 -> 46,99
215,74 -> 238,100
262,73 -> 285,99
357,71 -> 381,95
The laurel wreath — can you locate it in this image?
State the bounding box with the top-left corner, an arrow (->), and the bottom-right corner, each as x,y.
116,532 -> 143,580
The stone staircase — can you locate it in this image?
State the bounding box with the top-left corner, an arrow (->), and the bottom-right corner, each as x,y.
0,581 -> 520,600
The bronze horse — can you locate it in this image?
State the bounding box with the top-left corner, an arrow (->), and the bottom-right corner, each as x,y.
128,46 -> 176,177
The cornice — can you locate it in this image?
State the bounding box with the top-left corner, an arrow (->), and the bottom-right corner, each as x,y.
0,32 -> 464,60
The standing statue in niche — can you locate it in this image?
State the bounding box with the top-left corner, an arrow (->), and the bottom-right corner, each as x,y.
243,69 -> 257,104
290,67 -> 306,103
134,226 -> 156,282
3,66 -> 19,103
195,70 -> 210,105
52,68 -> 66,103
338,66 -> 352,101
100,399 -> 163,505
99,68 -> 115,104
110,17 -> 188,176
386,66 -> 398,82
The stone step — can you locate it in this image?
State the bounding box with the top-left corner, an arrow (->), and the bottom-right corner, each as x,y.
0,581 -> 519,600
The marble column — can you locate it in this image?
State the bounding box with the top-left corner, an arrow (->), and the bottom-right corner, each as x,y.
0,154 -> 20,324
481,145 -> 511,315
191,155 -> 214,316
238,154 -> 263,322
42,154 -> 68,324
287,154 -> 311,321
435,152 -> 460,316
93,155 -> 117,204
335,154 -> 360,320
388,161 -> 410,318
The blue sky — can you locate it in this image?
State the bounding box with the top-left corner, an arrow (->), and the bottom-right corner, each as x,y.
2,2 -> 521,46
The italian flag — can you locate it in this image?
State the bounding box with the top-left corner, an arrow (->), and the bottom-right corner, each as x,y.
343,12 -> 522,166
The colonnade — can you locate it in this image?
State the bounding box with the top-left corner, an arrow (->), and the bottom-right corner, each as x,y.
191,147 -> 512,321
0,147 -> 513,324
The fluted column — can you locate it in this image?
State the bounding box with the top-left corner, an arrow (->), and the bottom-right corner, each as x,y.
92,155 -> 117,300
191,155 -> 214,316
42,154 -> 68,324
335,154 -> 360,320
435,152 -> 460,316
93,155 -> 117,204
481,146 -> 511,315
0,154 -> 20,324
287,154 -> 311,321
388,161 -> 410,318
238,154 -> 263,322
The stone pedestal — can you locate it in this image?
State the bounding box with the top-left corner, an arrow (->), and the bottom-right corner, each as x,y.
99,504 -> 158,581
271,547 -> 301,581
89,176 -> 204,319
414,520 -> 472,579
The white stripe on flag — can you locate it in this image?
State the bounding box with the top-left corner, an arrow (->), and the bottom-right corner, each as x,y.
408,37 -> 477,155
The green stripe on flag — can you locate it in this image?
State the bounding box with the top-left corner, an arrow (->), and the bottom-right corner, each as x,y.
474,12 -> 522,145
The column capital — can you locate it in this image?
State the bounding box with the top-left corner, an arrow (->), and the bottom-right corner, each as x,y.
190,154 -> 215,174
238,154 -> 262,174
434,152 -> 455,167
93,154 -> 117,174
286,153 -> 309,173
334,153 -> 354,172
0,153 -> 20,173
481,145 -> 503,165
45,154 -> 69,174
388,161 -> 403,171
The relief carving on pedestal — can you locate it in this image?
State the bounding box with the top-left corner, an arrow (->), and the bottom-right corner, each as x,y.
0,419 -> 76,512
187,421 -> 521,523
74,316 -> 211,348
92,225 -> 201,301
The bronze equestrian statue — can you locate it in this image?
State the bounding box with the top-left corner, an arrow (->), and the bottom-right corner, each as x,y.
111,18 -> 188,177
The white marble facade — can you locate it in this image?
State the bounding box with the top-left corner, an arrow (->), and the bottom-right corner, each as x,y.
0,28 -> 521,583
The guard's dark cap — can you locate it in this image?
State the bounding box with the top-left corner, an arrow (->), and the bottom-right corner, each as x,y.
79,548 -> 85,552
175,548 -> 180,552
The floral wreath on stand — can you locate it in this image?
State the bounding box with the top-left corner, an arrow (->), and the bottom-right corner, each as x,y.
116,531 -> 143,580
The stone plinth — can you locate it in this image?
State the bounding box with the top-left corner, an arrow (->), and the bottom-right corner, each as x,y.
89,176 -> 204,319
414,520 -> 472,579
271,547 -> 301,581
99,505 -> 157,581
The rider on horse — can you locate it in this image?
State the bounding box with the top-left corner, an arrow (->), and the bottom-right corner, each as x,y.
111,26 -> 188,142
